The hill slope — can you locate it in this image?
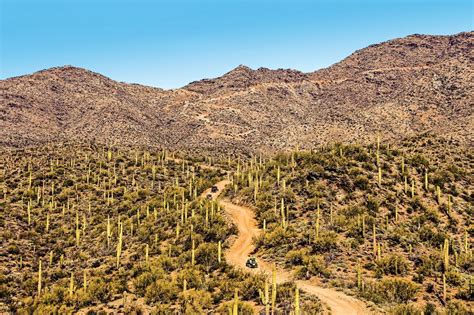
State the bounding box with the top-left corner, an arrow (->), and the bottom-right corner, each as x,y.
1,32 -> 472,152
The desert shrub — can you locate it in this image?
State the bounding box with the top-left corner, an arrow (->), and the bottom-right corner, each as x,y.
218,300 -> 255,315
354,174 -> 370,190
304,255 -> 329,278
145,279 -> 179,304
445,270 -> 463,286
389,304 -> 422,315
431,169 -> 454,188
62,178 -> 74,187
195,243 -> 219,272
375,254 -> 410,277
418,226 -> 447,248
354,150 -> 370,162
285,248 -> 309,266
311,231 -> 339,253
87,278 -> 112,302
263,226 -> 294,248
366,196 -> 380,215
361,277 -> 419,304
238,274 -> 265,300
134,271 -> 158,295
176,268 -> 205,291
409,154 -> 429,169
176,289 -> 213,313
445,301 -> 471,315
301,298 -> 324,314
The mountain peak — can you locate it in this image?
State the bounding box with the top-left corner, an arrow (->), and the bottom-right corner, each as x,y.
34,65 -> 109,80
230,64 -> 253,72
184,65 -> 308,94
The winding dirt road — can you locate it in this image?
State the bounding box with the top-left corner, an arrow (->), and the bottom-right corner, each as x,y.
202,179 -> 370,315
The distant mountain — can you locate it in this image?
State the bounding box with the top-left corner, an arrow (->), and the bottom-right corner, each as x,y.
1,32 -> 472,152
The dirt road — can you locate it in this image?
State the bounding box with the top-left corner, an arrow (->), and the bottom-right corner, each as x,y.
205,179 -> 370,315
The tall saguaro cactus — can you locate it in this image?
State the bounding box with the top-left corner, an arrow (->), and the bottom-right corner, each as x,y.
37,260 -> 42,298
69,272 -> 75,298
294,287 -> 300,315
218,241 -> 222,264
233,289 -> 239,315
116,222 -> 123,268
145,244 -> 149,267
271,264 -> 277,313
373,223 -> 377,258
191,240 -> 195,266
443,238 -> 449,272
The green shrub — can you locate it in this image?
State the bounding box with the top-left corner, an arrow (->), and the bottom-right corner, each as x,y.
145,279 -> 178,304
361,277 -> 419,304
375,254 -> 409,277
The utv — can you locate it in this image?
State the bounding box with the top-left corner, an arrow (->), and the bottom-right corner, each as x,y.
211,185 -> 219,193
245,257 -> 258,268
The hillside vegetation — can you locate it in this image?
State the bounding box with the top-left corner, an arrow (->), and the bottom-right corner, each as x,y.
227,134 -> 473,314
0,144 -> 324,314
0,134 -> 472,314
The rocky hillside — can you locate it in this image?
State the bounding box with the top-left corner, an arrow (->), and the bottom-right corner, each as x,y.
1,32 -> 472,152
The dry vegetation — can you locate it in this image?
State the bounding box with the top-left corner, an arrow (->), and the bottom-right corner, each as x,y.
226,134 -> 473,314
1,134 -> 471,314
0,143 -> 321,314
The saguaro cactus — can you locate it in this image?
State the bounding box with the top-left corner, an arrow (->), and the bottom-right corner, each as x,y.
218,241 -> 222,263
436,186 -> 442,204
294,287 -> 300,315
315,205 -> 320,241
46,213 -> 50,232
259,281 -> 270,314
27,201 -> 31,225
277,166 -> 281,186
107,216 -> 111,248
280,198 -> 286,228
145,244 -> 149,267
191,240 -> 195,266
357,262 -> 362,290
75,210 -> 80,246
37,260 -> 42,298
424,170 -> 429,191
443,273 -> 447,302
443,238 -> 449,272
373,223 -> 377,257
233,289 -> 239,315
69,272 -> 74,298
116,223 -> 123,268
83,269 -> 88,291
271,264 -> 277,312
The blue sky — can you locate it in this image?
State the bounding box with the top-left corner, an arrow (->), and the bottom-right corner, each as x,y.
1,0 -> 472,88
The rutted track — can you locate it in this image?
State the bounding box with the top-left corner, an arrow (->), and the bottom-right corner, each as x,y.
202,179 -> 370,315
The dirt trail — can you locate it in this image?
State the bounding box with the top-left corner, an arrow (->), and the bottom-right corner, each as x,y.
205,180 -> 370,315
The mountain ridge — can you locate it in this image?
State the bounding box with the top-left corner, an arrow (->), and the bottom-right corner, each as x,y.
1,31 -> 472,152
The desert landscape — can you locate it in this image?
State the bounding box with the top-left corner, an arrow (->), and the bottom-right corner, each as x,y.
0,8 -> 473,314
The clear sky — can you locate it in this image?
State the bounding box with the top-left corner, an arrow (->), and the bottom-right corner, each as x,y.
1,0 -> 472,88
